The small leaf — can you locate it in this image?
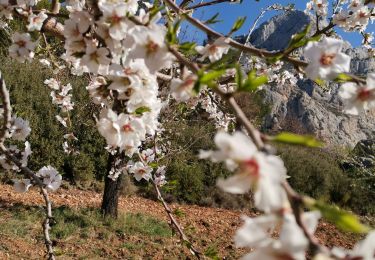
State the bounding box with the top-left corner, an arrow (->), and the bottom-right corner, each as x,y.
272,132 -> 324,148
287,24 -> 311,48
199,69 -> 226,85
204,13 -> 222,25
235,64 -> 243,90
314,78 -> 325,87
239,69 -> 268,92
334,73 -> 354,83
179,42 -> 197,52
230,17 -> 246,34
134,106 -> 151,115
307,200 -> 370,233
267,53 -> 284,64
149,162 -> 158,168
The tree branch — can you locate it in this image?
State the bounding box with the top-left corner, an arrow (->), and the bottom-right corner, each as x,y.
0,71 -> 56,260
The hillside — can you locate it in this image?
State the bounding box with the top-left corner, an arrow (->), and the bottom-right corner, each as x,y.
0,184 -> 363,259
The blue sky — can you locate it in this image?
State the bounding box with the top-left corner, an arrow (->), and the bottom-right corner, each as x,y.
177,0 -> 374,47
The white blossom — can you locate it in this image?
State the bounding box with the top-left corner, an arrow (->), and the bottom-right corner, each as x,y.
195,37 -> 230,62
170,74 -> 197,102
339,73 -> 375,115
201,131 -> 288,213
304,37 -> 351,80
27,11 -> 48,31
129,25 -> 174,73
129,161 -> 152,181
36,165 -> 62,191
44,78 -> 60,90
9,32 -> 37,62
9,117 -> 31,141
236,212 -> 321,260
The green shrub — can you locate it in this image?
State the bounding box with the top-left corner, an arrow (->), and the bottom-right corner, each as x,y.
0,57 -> 108,183
279,145 -> 349,203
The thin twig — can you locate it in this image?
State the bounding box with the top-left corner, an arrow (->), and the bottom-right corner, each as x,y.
137,153 -> 203,259
185,0 -> 233,10
153,181 -> 203,259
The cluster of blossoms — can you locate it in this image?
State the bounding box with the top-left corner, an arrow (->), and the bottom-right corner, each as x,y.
332,0 -> 374,33
44,78 -> 75,115
304,36 -> 374,116
13,165 -> 62,193
0,108 -> 62,192
107,147 -> 166,186
0,115 -> 31,171
59,1 -> 173,170
44,78 -> 78,154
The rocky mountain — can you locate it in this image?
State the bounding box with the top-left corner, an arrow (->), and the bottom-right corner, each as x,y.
240,10 -> 375,148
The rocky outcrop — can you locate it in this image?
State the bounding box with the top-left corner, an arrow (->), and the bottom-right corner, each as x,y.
248,10 -> 311,51
240,10 -> 375,148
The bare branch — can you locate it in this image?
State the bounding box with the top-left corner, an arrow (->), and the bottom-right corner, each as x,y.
0,71 -> 11,144
153,181 -> 203,259
185,0 -> 233,10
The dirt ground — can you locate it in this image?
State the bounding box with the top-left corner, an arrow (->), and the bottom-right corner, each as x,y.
0,184 -> 363,259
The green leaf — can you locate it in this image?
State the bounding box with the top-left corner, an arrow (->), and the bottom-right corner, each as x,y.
204,13 -> 222,25
307,200 -> 371,233
134,106 -> 151,115
149,162 -> 158,169
239,69 -> 268,92
267,53 -> 284,64
230,17 -> 246,34
235,64 -> 243,90
179,42 -> 197,52
334,73 -> 354,83
204,53 -> 236,70
166,20 -> 182,44
199,69 -> 226,85
287,24 -> 311,49
272,132 -> 324,148
314,78 -> 325,87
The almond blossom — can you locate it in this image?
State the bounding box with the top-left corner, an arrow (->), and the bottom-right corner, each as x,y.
196,37 -> 230,62
96,108 -> 146,154
129,25 -> 174,73
27,11 -> 48,31
9,32 -> 37,62
98,3 -> 131,41
36,165 -> 62,191
170,74 -> 197,102
0,0 -> 13,20
236,211 -> 321,260
338,73 -> 375,115
81,39 -> 111,75
304,37 -> 351,80
200,131 -> 288,213
9,116 -> 31,141
129,161 -> 152,181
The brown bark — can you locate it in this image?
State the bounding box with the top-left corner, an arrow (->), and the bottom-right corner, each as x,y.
101,154 -> 125,218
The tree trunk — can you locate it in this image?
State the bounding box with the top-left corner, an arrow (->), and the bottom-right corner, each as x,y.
101,154 -> 124,218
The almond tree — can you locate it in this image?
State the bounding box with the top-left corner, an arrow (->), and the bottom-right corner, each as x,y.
0,0 -> 374,259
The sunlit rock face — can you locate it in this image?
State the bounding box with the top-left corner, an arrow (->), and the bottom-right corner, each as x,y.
239,10 -> 375,148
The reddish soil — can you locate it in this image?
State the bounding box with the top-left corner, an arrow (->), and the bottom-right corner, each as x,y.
0,184 -> 362,259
